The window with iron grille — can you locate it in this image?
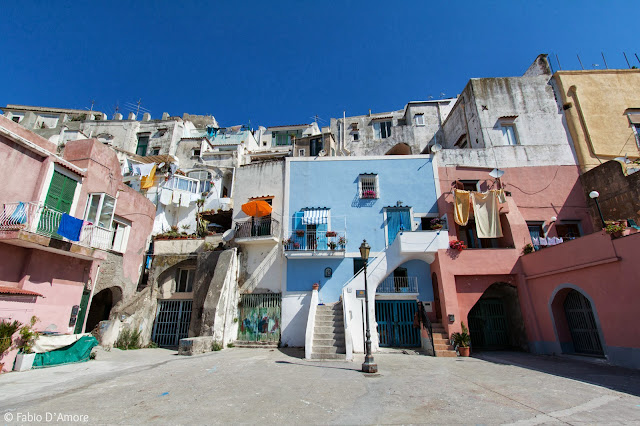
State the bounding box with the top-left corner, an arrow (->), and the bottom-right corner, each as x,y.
359,174 -> 379,199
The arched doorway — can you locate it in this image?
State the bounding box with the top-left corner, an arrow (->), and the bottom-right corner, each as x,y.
384,143 -> 412,155
85,287 -> 122,332
467,282 -> 527,351
563,290 -> 604,356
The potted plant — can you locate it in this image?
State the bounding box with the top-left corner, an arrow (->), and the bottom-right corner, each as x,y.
451,322 -> 471,357
522,243 -> 534,255
605,221 -> 626,238
295,230 -> 305,237
328,241 -> 337,250
449,240 -> 467,251
338,236 -> 346,249
362,190 -> 376,199
293,242 -> 300,249
325,231 -> 337,238
0,320 -> 21,373
312,283 -> 320,291
14,316 -> 39,371
430,217 -> 443,230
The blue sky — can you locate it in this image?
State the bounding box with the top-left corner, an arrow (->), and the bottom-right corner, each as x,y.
2,1 -> 636,128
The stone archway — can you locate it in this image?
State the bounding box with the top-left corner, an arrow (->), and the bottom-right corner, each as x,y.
85,286 -> 123,332
549,285 -> 605,357
467,282 -> 528,351
385,143 -> 412,155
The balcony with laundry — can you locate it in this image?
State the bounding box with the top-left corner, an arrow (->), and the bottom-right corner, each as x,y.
0,201 -> 113,260
284,209 -> 346,258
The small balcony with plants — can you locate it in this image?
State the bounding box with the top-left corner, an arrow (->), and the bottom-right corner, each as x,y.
234,217 -> 280,244
283,229 -> 347,258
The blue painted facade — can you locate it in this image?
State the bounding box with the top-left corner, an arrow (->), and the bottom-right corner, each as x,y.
285,156 -> 439,303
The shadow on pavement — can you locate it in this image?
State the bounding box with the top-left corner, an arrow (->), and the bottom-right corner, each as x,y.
475,351 -> 640,397
274,360 -> 360,372
277,347 -> 305,359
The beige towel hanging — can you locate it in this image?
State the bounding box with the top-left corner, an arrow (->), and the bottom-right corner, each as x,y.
471,191 -> 503,238
453,189 -> 471,226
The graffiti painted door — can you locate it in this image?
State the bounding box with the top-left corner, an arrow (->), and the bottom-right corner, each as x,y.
375,300 -> 420,347
152,300 -> 193,347
237,293 -> 281,342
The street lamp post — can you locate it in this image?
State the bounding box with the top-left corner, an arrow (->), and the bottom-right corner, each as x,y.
359,239 -> 377,374
589,191 -> 605,229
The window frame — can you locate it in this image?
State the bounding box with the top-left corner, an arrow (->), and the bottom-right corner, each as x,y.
632,123 -> 640,149
298,148 -> 305,157
166,175 -> 199,193
414,114 -> 425,126
136,134 -> 150,156
187,170 -> 212,193
358,174 -> 379,199
110,216 -> 131,253
373,121 -> 392,139
500,123 -> 519,146
84,193 -> 117,230
176,268 -> 195,293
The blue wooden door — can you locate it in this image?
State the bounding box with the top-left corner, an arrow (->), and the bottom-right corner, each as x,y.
375,300 -> 420,347
387,208 -> 411,246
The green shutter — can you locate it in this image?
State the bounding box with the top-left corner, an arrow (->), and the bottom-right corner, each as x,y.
39,171 -> 78,238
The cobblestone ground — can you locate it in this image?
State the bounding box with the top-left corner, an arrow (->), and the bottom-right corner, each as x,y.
1,347 -> 639,424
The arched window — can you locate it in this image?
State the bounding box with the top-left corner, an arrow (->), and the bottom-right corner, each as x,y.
188,170 -> 212,193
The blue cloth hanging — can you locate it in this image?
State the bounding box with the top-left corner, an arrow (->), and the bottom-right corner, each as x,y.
57,213 -> 84,241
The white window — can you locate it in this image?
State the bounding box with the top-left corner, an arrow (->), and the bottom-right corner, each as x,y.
166,176 -> 198,193
192,148 -> 201,157
84,193 -> 116,229
373,121 -> 392,139
353,132 -> 359,141
501,124 -> 518,145
176,268 -> 195,292
298,149 -> 305,156
415,114 -> 425,126
359,174 -> 379,199
110,217 -> 131,253
151,147 -> 160,155
188,170 -> 212,193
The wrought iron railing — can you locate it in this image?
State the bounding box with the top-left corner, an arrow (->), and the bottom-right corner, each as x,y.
377,276 -> 418,293
0,202 -> 114,251
234,217 -> 280,239
417,301 -> 435,356
283,230 -> 346,251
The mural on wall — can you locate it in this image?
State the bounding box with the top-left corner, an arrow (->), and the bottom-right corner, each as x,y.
237,293 -> 281,342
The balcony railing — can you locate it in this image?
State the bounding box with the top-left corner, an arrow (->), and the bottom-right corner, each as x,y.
377,276 -> 418,294
234,217 -> 280,239
0,202 -> 114,251
284,230 -> 346,251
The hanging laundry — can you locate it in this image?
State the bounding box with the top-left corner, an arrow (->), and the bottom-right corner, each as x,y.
159,188 -> 172,206
470,191 -> 503,239
140,164 -> 157,189
133,162 -> 154,177
538,237 -> 548,246
496,188 -> 507,204
172,190 -> 181,205
169,163 -> 177,175
180,193 -> 190,207
57,213 -> 84,241
453,189 -> 471,226
531,236 -> 539,245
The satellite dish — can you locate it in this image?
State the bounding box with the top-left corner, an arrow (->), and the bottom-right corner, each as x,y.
222,229 -> 235,241
430,143 -> 442,153
489,168 -> 505,179
318,149 -> 327,157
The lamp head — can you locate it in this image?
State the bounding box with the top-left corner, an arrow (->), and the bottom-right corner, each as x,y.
430,143 -> 442,153
359,239 -> 371,261
589,191 -> 600,199
550,216 -> 557,223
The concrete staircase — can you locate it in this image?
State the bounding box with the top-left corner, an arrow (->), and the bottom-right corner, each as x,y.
233,341 -> 278,349
431,322 -> 457,357
310,304 -> 346,360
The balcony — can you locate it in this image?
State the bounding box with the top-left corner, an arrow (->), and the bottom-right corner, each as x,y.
284,230 -> 346,258
234,217 -> 280,244
0,202 -> 114,259
377,276 -> 418,295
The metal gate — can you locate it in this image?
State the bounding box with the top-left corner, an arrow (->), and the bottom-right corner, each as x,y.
468,298 -> 509,349
563,290 -> 604,356
375,300 -> 420,347
152,300 -> 193,347
237,293 -> 281,342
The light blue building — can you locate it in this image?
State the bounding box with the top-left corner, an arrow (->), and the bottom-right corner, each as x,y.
280,155 -> 446,350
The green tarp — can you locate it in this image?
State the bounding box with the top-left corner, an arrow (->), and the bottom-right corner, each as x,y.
32,335 -> 98,369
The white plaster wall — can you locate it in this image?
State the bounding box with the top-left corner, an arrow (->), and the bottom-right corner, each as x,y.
280,292 -> 311,347
241,244 -> 283,293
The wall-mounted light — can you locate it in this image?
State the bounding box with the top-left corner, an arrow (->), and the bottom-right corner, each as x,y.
550,216 -> 557,223
589,190 -> 606,228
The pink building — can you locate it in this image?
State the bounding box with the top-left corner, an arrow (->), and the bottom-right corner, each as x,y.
0,116 -> 154,371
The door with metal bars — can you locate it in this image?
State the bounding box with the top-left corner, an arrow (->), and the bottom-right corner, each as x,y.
375,300 -> 420,347
468,298 -> 509,350
563,290 -> 604,356
237,293 -> 281,342
152,300 -> 193,347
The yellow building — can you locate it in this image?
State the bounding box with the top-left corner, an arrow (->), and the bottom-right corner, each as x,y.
553,69 -> 640,173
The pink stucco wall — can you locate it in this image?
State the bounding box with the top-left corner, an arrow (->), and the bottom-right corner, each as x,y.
0,134 -> 52,204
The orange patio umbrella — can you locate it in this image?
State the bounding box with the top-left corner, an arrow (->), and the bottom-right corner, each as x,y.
241,200 -> 272,217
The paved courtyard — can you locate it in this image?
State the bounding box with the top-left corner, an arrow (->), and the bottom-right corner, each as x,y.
1,347 -> 640,424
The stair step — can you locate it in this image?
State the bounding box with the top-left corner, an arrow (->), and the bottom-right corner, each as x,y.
314,338 -> 344,346
432,332 -> 449,339
309,353 -> 347,360
432,339 -> 450,346
315,320 -> 344,326
434,344 -> 455,351
314,326 -> 344,334
233,341 -> 278,349
435,350 -> 458,357
312,345 -> 346,354
314,332 -> 345,340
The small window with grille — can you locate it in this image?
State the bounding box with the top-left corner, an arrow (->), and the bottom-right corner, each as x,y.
359,174 -> 379,199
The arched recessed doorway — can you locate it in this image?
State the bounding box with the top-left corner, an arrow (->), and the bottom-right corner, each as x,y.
467,282 -> 527,351
385,143 -> 412,155
85,287 -> 122,332
551,288 -> 604,356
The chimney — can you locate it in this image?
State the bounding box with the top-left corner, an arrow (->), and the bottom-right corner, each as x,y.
128,112 -> 136,120
113,113 -> 123,120
162,112 -> 169,120
142,113 -> 151,121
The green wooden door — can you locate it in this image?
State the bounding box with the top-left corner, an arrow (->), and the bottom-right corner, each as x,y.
74,289 -> 91,334
38,171 -> 78,238
468,298 -> 509,350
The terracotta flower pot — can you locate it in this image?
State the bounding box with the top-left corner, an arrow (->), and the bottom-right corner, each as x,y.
458,346 -> 471,357
312,283 -> 320,291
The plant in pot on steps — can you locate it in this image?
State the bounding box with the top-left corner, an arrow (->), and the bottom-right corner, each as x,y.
451,322 -> 472,357
0,319 -> 21,373
15,316 -> 39,371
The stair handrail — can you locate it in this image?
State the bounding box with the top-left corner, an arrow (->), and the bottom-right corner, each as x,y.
304,288 -> 319,360
417,301 -> 435,356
